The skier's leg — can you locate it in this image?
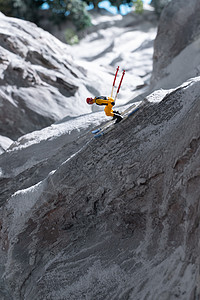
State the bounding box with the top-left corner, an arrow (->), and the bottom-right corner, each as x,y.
104,103 -> 114,117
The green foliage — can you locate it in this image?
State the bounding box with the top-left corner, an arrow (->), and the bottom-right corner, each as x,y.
109,0 -> 121,12
84,0 -> 102,9
109,0 -> 133,12
65,28 -> 79,45
67,0 -> 92,31
0,0 -> 45,23
0,0 -> 91,31
133,0 -> 143,14
17,0 -> 44,23
0,0 -> 13,15
45,0 -> 91,30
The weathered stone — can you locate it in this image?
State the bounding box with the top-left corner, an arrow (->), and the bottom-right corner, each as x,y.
151,0 -> 200,85
0,5 -> 200,300
0,77 -> 199,299
0,13 -> 105,140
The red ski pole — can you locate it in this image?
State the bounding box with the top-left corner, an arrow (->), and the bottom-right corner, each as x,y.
111,66 -> 119,98
114,69 -> 125,102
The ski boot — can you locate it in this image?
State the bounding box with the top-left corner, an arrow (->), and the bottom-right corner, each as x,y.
113,111 -> 123,123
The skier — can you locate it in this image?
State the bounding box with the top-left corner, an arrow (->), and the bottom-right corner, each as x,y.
86,96 -> 123,123
86,67 -> 125,123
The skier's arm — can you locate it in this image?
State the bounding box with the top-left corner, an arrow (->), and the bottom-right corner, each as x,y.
95,97 -> 115,106
95,98 -> 109,106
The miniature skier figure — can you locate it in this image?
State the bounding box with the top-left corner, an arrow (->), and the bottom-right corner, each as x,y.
86,67 -> 125,123
86,96 -> 123,123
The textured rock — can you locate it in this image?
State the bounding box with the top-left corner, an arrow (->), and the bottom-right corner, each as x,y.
0,135 -> 13,154
0,77 -> 199,299
151,0 -> 200,85
0,5 -> 200,300
0,9 -> 158,142
0,111 -> 107,204
0,13 -> 113,140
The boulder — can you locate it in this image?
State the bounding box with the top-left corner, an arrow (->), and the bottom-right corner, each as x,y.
151,0 -> 200,87
0,13 -> 112,140
0,77 -> 199,299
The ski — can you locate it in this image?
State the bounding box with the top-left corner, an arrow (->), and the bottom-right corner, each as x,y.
92,118 -> 116,135
92,104 -> 137,136
92,99 -> 147,138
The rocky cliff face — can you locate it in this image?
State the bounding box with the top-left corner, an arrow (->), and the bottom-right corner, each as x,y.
0,8 -> 157,151
0,3 -> 200,300
0,78 -> 200,299
0,12 -> 116,141
151,0 -> 200,89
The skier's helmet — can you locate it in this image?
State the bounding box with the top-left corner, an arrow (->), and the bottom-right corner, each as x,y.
86,97 -> 93,104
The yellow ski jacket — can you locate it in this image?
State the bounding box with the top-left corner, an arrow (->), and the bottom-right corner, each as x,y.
93,96 -> 115,117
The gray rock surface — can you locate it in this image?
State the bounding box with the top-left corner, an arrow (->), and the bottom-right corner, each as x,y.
0,3 -> 200,300
0,77 -> 200,299
0,9 -> 157,144
0,135 -> 13,154
0,13 -> 110,141
151,0 -> 200,86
